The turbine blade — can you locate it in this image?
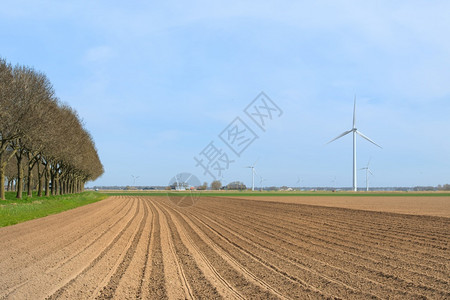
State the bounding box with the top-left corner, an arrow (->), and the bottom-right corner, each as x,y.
368,169 -> 373,175
253,159 -> 259,167
353,95 -> 356,128
327,130 -> 352,144
356,130 -> 382,148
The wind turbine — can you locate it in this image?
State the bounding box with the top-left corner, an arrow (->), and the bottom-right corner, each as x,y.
295,177 -> 303,190
245,160 -> 258,191
259,175 -> 266,192
327,97 -> 382,192
360,159 -> 374,192
131,175 -> 140,186
330,176 -> 337,190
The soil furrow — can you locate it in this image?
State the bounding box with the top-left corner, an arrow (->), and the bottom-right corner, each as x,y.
155,199 -> 222,299
202,199 -> 449,262
1,197 -> 137,300
197,201 -> 449,298
95,198 -> 149,299
153,201 -> 192,299
200,208 -> 439,298
198,200 -> 449,274
160,199 -> 289,299
0,197 -> 132,298
206,206 -> 449,286
191,208 -> 376,299
1,195 -> 447,299
0,196 -> 129,276
146,199 -> 168,299
187,208 -> 329,298
45,199 -> 142,299
158,199 -> 247,299
44,197 -> 135,274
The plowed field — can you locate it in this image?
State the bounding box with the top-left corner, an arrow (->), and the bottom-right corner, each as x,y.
0,196 -> 449,299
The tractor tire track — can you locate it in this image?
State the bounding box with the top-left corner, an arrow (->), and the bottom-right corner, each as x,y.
153,201 -> 193,299
156,199 -> 245,300
95,199 -> 150,299
159,199 -> 286,299
155,200 -> 222,299
145,199 -> 168,299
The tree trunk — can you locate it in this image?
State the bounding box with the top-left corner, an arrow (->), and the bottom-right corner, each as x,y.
57,177 -> 62,195
27,166 -> 33,197
0,150 -> 17,200
50,169 -> 56,195
61,179 -> 66,195
73,178 -> 77,194
38,174 -> 43,197
45,167 -> 50,197
67,178 -> 71,194
54,172 -> 60,196
0,148 -> 7,200
16,156 -> 24,199
0,166 -> 5,200
37,162 -> 43,197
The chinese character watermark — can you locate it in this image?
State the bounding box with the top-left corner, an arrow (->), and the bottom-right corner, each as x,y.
193,91 -> 283,182
194,142 -> 234,179
244,92 -> 283,131
219,117 -> 258,157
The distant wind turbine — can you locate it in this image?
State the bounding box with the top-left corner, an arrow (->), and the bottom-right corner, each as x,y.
259,175 -> 266,192
245,160 -> 258,191
360,159 -> 374,192
330,176 -> 337,189
327,97 -> 382,191
131,175 -> 140,186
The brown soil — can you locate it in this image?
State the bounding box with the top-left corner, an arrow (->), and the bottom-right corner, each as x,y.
231,195 -> 450,217
0,196 -> 448,299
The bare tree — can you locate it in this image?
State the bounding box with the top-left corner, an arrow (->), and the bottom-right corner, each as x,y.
211,180 -> 222,190
0,58 -> 18,199
10,65 -> 56,198
1,58 -> 103,198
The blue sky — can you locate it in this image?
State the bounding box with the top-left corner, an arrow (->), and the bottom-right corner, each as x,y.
1,1 -> 449,188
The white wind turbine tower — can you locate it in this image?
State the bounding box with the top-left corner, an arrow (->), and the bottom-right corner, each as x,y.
245,160 -> 258,191
327,97 -> 382,192
360,159 -> 374,192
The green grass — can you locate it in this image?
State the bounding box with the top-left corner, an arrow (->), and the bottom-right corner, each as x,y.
102,190 -> 450,198
0,191 -> 109,228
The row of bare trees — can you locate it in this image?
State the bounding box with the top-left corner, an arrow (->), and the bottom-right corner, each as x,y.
0,57 -> 103,199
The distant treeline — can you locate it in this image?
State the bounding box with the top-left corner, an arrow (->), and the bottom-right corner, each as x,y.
1,57 -> 103,200
437,184 -> 450,191
92,184 -> 450,192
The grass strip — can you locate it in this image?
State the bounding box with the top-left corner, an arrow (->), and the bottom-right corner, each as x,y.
0,191 -> 109,228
